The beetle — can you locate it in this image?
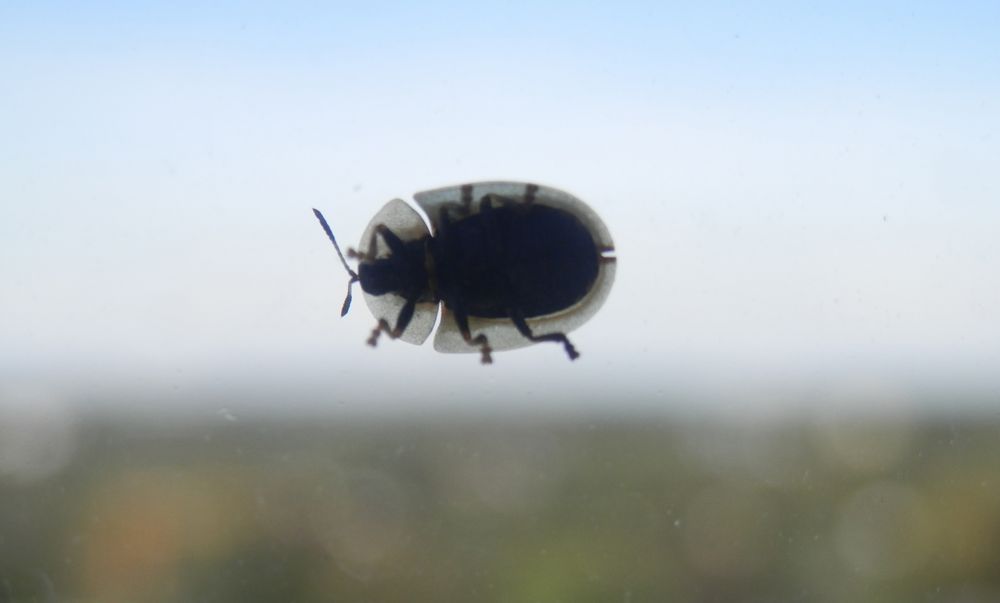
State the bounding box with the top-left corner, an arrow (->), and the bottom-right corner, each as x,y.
313,181 -> 616,364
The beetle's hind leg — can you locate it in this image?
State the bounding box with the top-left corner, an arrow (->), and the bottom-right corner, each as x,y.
510,311 -> 580,361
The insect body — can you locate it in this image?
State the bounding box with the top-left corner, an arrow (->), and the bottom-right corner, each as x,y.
313,182 -> 616,364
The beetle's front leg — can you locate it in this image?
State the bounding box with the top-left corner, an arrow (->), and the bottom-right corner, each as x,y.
350,224 -> 407,261
366,319 -> 392,347
366,294 -> 418,347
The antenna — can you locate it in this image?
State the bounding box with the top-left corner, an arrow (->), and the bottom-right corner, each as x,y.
313,208 -> 360,316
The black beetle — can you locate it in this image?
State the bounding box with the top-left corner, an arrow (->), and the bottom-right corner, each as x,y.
313,181 -> 615,364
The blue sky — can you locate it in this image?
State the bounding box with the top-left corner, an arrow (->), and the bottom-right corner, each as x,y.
2,2 -> 999,413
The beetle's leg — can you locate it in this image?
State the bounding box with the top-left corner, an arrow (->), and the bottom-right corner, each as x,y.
347,227 -> 378,262
479,194 -> 494,212
392,295 -> 418,336
346,247 -> 373,261
374,224 -> 407,255
366,294 -> 418,347
480,193 -> 520,210
437,187 -> 472,223
350,224 -> 407,262
452,305 -> 492,364
438,205 -> 454,228
477,183 -> 537,211
509,310 -> 580,361
368,224 -> 407,256
523,183 -> 539,204
460,183 -> 473,212
366,319 -> 391,346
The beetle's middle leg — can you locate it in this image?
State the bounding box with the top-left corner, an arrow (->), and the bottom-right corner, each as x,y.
479,193 -> 523,212
509,311 -> 580,360
452,306 -> 492,364
477,183 -> 537,211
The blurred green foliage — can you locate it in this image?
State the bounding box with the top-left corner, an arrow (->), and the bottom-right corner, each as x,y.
2,412 -> 999,602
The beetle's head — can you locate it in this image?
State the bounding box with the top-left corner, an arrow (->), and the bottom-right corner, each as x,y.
358,260 -> 401,295
358,242 -> 428,297
314,208 -> 430,317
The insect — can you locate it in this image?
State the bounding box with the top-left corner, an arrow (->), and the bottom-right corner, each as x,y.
313,181 -> 616,364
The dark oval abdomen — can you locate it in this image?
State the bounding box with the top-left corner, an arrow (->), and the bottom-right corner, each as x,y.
435,204 -> 600,319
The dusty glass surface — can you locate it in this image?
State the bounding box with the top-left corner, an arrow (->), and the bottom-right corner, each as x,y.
2,3 -> 1000,602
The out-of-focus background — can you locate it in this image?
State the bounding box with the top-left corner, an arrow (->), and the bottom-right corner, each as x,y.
2,2 -> 1000,601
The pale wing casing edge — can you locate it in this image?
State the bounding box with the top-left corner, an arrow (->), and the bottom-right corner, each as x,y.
414,182 -> 616,354
358,198 -> 438,346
